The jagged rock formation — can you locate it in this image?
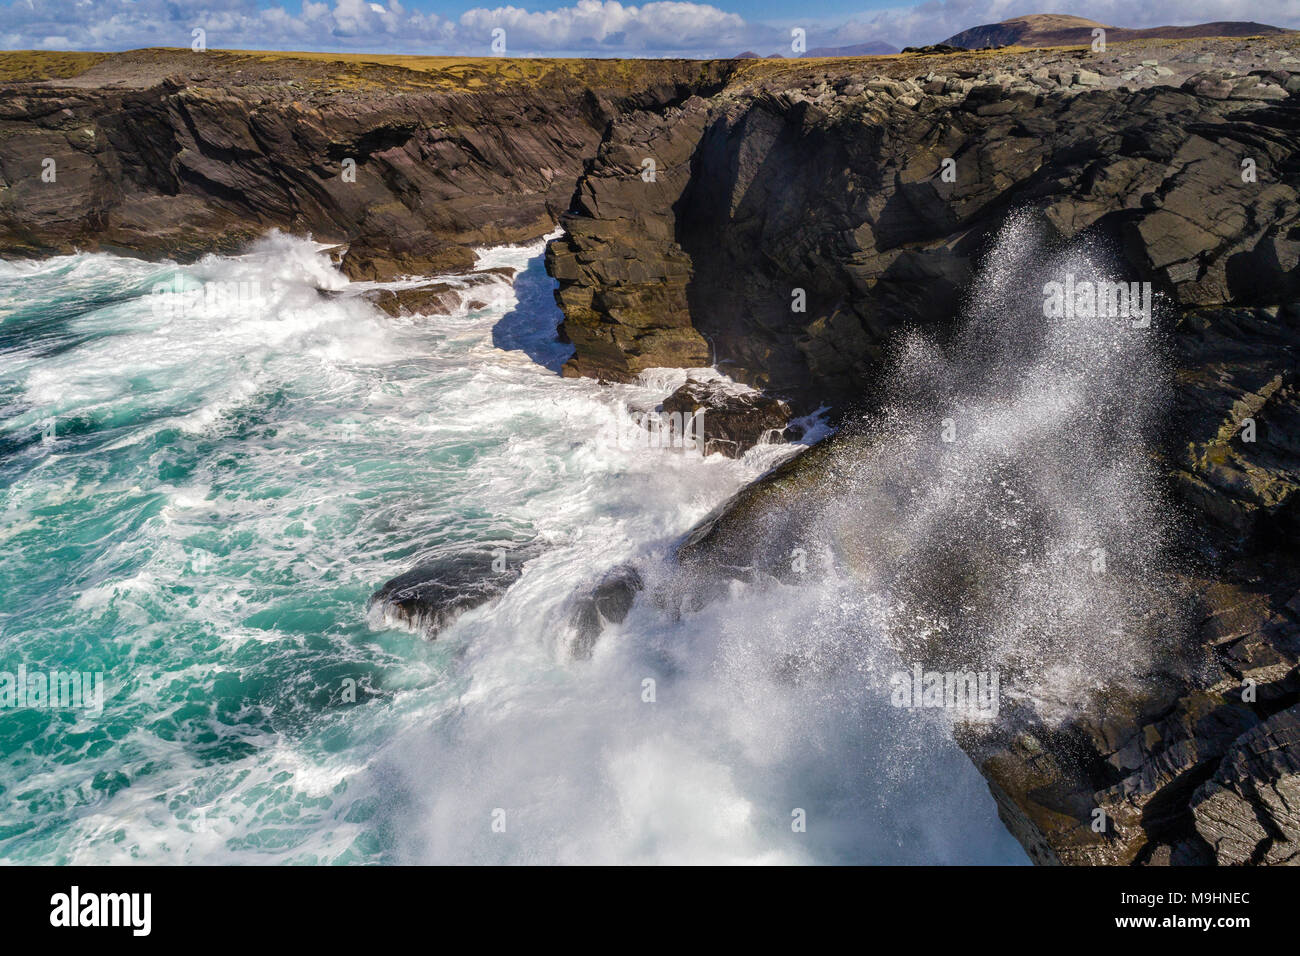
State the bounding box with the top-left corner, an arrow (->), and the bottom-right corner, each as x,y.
551,38 -> 1300,413
1191,703 -> 1300,864
545,99 -> 716,380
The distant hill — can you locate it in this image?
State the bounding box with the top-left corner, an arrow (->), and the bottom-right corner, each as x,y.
943,13 -> 1293,49
805,41 -> 899,57
733,40 -> 898,59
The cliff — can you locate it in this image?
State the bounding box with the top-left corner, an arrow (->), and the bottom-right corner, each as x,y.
0,49 -> 736,278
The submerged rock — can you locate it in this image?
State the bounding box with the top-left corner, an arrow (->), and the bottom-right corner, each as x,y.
565,565 -> 645,659
365,283 -> 463,317
365,268 -> 519,317
367,543 -> 536,639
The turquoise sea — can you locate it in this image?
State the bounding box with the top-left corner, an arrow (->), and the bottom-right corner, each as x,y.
0,232 -> 1026,864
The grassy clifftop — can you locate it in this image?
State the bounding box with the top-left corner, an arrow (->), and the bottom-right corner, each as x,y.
0,50 -> 109,82
0,47 -> 738,92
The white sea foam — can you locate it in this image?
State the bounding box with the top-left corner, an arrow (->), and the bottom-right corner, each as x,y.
0,230 -> 1024,865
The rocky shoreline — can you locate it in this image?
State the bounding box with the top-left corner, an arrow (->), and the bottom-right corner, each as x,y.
3,36 -> 1299,865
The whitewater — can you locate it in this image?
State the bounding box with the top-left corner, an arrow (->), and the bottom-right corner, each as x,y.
0,231 -> 1027,864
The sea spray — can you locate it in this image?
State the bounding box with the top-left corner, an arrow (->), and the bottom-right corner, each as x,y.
680,210 -> 1188,725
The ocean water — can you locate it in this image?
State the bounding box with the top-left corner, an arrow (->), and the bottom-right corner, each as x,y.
0,232 -> 1027,864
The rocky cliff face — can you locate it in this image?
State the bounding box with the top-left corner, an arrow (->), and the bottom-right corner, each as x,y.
551,38 -> 1300,412
0,49 -> 735,278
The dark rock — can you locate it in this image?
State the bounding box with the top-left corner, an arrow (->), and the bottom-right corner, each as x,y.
550,57 -> 1300,413
366,282 -> 463,317
566,565 -> 645,659
1191,703 -> 1300,864
367,543 -> 537,639
660,377 -> 792,458
365,269 -> 518,317
901,44 -> 965,55
1167,306 -> 1300,541
676,434 -> 841,577
0,50 -> 738,268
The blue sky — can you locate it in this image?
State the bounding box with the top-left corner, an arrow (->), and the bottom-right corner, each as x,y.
2,0 -> 1297,57
372,0 -> 906,21
382,0 -> 901,18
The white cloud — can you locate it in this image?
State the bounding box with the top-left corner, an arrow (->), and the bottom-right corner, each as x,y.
0,0 -> 1294,56
458,0 -> 753,52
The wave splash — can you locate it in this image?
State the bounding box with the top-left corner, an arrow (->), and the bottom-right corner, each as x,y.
690,211 -> 1189,737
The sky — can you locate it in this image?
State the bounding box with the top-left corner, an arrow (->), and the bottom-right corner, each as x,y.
2,0 -> 1298,57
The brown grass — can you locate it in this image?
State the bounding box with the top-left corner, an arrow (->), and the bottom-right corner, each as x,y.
0,47 -> 728,92
0,51 -> 109,82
